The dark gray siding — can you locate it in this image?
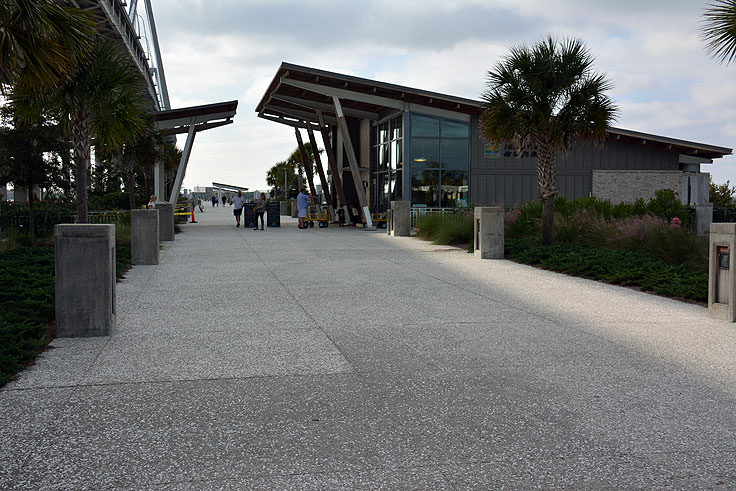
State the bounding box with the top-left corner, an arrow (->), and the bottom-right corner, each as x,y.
470,115 -> 681,206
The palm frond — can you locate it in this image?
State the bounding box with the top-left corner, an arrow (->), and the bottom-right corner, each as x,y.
701,0 -> 736,64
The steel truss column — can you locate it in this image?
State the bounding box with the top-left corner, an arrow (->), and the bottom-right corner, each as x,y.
316,111 -> 349,222
169,120 -> 196,205
306,124 -> 336,221
331,96 -> 373,229
294,128 -> 319,205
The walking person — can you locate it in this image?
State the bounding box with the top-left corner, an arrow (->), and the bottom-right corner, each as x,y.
254,192 -> 267,230
222,195 -> 227,207
232,190 -> 246,228
297,188 -> 313,229
211,195 -> 217,207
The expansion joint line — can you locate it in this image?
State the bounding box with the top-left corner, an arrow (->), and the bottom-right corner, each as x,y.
236,233 -> 353,366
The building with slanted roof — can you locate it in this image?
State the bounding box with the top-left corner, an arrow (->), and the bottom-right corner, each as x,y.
256,62 -> 732,217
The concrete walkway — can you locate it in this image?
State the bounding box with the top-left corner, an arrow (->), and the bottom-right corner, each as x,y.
3,205 -> 736,489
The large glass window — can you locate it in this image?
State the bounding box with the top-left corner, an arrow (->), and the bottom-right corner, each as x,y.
371,114 -> 403,212
409,113 -> 469,207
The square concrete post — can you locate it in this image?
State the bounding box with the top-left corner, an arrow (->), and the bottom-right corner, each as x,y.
156,201 -> 174,241
389,201 -> 411,237
280,200 -> 288,216
696,203 -> 713,237
709,223 -> 736,321
474,207 -> 504,259
131,209 -> 159,265
55,224 -> 116,337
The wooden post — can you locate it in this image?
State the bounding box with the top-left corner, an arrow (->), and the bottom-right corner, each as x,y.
294,128 -> 318,206
316,110 -> 350,222
331,97 -> 373,229
306,124 -> 336,222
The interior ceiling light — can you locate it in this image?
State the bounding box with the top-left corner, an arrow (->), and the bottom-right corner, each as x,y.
414,158 -> 427,162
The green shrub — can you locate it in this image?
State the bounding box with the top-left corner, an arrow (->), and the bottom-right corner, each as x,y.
416,213 -> 473,246
505,238 -> 707,301
0,240 -> 132,385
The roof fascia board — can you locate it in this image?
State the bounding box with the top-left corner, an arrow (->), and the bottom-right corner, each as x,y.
609,127 -> 732,156
271,94 -> 380,120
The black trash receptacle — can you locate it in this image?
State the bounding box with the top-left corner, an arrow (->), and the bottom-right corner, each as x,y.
267,201 -> 280,227
244,202 -> 257,228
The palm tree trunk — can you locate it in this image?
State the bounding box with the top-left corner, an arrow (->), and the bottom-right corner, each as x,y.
127,169 -> 136,209
71,110 -> 90,223
537,142 -> 557,246
27,184 -> 35,245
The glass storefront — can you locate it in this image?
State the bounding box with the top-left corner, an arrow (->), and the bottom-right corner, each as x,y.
409,113 -> 469,208
370,115 -> 403,212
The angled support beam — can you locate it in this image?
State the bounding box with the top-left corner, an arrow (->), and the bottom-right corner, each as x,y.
263,104 -> 337,126
332,96 -> 373,229
282,76 -> 405,110
306,124 -> 336,222
295,128 -> 319,205
259,112 -> 320,130
271,94 -> 380,120
169,119 -> 196,205
316,110 -> 349,221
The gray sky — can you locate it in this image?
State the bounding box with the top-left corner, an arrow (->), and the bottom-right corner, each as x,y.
147,0 -> 736,191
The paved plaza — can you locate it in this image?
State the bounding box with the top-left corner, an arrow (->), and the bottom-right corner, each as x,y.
2,205 -> 736,488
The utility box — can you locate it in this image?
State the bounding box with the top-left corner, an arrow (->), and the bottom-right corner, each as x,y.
156,201 -> 174,241
55,224 -> 116,337
389,201 -> 410,237
474,207 -> 504,259
709,223 -> 736,321
131,209 -> 159,265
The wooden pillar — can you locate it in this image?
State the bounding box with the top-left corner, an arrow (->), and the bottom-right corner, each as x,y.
316,111 -> 349,221
294,128 -> 318,205
331,97 -> 374,229
306,124 -> 336,222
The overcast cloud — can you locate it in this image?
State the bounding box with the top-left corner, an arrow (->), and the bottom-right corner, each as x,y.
146,0 -> 736,191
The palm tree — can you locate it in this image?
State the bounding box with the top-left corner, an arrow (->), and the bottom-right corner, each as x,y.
0,0 -> 94,94
481,36 -> 618,245
40,39 -> 147,223
701,0 -> 736,64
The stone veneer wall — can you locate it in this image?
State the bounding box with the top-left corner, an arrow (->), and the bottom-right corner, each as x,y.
592,170 -> 683,204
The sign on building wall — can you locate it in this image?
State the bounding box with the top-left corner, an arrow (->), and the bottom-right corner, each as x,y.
484,143 -> 501,158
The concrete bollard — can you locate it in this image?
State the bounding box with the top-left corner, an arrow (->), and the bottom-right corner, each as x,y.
474,207 -> 504,259
55,224 -> 116,337
291,199 -> 298,218
280,200 -> 288,216
696,203 -> 713,237
709,223 -> 736,321
389,201 -> 411,236
156,201 -> 174,241
131,209 -> 159,265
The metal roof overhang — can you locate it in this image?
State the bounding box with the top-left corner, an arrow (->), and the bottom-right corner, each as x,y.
256,62 -> 732,160
256,62 -> 480,127
153,100 -> 238,135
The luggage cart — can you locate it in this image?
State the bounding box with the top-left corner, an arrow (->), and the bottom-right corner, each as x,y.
303,205 -> 330,228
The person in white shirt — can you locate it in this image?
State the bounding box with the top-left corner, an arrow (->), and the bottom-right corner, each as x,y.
147,195 -> 157,209
231,190 -> 246,227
